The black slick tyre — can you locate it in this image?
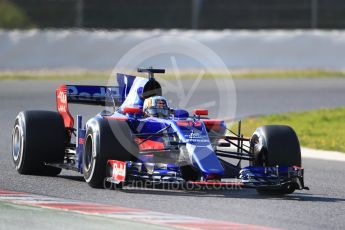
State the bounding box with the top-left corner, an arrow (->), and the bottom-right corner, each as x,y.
250,125 -> 301,195
83,119 -> 138,188
12,111 -> 65,176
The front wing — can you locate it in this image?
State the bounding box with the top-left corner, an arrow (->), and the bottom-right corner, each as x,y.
106,160 -> 308,191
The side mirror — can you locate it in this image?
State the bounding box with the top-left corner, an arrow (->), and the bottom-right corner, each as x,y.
123,107 -> 141,114
193,109 -> 208,116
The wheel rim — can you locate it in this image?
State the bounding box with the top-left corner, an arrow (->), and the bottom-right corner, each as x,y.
12,125 -> 23,162
251,134 -> 267,166
84,134 -> 93,171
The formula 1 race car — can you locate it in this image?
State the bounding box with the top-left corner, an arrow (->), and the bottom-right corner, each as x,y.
12,68 -> 308,195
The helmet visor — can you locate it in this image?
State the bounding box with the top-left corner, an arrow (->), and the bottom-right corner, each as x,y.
146,107 -> 169,117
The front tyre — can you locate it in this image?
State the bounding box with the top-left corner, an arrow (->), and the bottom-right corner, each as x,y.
251,125 -> 301,195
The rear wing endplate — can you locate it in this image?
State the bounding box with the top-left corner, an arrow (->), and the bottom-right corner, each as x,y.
56,85 -> 121,128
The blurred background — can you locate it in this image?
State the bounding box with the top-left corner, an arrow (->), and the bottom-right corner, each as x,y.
0,0 -> 345,71
1,0 -> 345,29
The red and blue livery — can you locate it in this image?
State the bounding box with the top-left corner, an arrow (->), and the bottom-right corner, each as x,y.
12,68 -> 308,195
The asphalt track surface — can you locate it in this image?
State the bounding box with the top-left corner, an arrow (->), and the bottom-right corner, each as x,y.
1,78 -> 345,229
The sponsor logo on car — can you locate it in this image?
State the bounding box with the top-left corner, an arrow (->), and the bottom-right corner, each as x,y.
112,160 -> 126,182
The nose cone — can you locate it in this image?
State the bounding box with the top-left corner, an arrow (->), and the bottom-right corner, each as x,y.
187,144 -> 224,175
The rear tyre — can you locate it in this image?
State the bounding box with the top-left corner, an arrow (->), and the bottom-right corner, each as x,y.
12,111 -> 65,176
83,119 -> 138,188
250,125 -> 301,195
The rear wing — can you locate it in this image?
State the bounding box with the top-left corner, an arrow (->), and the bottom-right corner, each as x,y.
61,85 -> 121,106
56,85 -> 120,128
56,73 -> 137,129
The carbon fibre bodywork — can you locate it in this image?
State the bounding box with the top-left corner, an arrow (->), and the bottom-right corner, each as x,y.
52,68 -> 308,192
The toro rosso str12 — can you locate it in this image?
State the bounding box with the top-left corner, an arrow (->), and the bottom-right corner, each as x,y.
12,68 -> 308,195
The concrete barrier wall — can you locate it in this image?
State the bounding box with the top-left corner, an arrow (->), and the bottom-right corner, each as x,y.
0,30 -> 344,70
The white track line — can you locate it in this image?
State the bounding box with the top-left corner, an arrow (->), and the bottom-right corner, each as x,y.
302,147 -> 345,162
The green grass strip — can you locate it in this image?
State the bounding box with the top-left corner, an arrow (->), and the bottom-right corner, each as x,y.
1,69 -> 345,81
232,107 -> 345,153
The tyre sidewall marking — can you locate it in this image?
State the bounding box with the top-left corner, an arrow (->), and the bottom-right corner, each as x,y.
12,113 -> 25,171
84,131 -> 97,183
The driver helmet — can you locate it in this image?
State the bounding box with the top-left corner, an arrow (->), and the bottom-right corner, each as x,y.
143,96 -> 170,118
